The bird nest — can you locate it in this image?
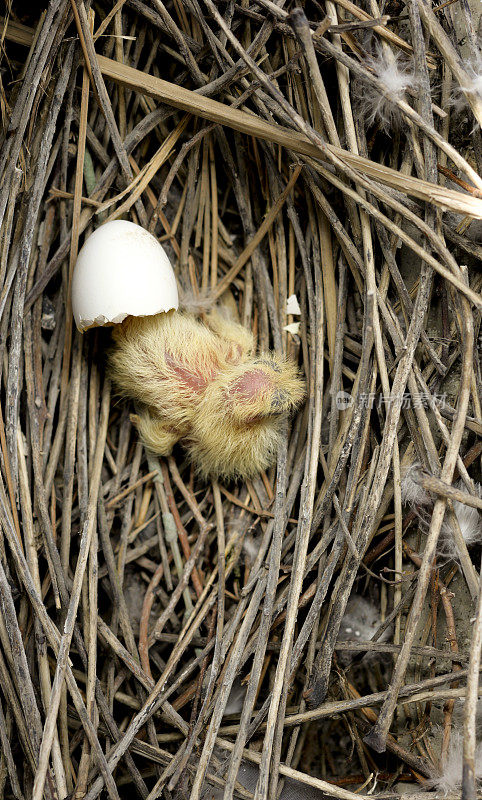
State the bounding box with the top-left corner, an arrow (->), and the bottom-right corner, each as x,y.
0,2 -> 482,800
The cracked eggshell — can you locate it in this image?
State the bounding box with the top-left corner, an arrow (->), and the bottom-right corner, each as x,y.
72,220 -> 178,332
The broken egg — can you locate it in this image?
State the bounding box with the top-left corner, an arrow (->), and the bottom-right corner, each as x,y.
72,220 -> 178,331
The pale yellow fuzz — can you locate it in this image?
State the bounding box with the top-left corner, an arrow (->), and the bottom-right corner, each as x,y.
109,309 -> 305,479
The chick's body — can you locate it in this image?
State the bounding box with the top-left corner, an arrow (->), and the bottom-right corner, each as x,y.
109,310 -> 305,479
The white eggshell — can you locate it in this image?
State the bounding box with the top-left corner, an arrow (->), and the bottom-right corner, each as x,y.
72,220 -> 178,331
286,294 -> 301,315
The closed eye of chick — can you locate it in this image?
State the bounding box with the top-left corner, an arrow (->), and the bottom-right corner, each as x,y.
109,309 -> 305,480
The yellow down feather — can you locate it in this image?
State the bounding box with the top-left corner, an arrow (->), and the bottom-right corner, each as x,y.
109,309 -> 305,480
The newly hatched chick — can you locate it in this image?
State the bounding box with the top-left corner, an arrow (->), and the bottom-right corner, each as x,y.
109,309 -> 305,479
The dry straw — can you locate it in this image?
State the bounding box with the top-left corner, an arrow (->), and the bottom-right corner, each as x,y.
0,2 -> 481,800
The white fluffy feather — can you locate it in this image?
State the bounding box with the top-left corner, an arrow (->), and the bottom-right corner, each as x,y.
457,53 -> 482,100
241,534 -> 261,564
338,595 -> 382,640
357,50 -> 416,132
453,698 -> 482,737
337,595 -> 391,665
401,463 -> 431,507
427,730 -> 482,795
438,482 -> 482,562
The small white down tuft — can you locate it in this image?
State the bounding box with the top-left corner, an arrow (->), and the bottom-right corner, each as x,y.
400,463 -> 431,508
356,49 -> 416,132
337,595 -> 391,665
426,730 -> 482,795
456,52 -> 482,102
438,482 -> 482,562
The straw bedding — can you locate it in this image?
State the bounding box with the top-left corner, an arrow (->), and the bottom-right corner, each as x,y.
0,1 -> 481,798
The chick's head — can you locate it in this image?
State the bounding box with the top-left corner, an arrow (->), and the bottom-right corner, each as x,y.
188,355 -> 305,479
222,355 -> 306,424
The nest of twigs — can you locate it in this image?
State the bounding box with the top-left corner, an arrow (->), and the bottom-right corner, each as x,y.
1,1 -> 482,799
